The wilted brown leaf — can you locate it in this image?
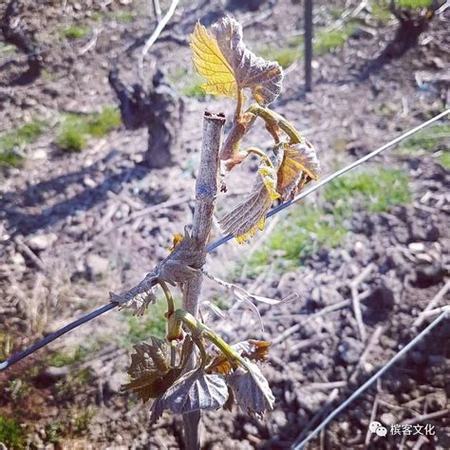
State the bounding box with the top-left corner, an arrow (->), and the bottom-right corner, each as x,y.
123,368 -> 182,403
209,340 -> 271,375
128,338 -> 169,377
219,155 -> 281,243
123,338 -> 181,402
277,140 -> 320,200
227,360 -> 275,417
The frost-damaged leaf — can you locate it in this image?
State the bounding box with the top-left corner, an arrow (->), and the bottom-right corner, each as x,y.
110,284 -> 157,316
128,338 -> 169,376
227,360 -> 275,417
277,140 -> 320,201
169,232 -> 184,251
204,270 -> 296,306
209,340 -> 270,375
124,368 -> 182,403
150,369 -> 228,419
190,16 -> 283,105
123,338 -> 182,402
219,156 -> 281,243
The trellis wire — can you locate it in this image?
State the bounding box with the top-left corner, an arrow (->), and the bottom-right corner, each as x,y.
208,108 -> 449,251
292,308 -> 449,449
0,108 -> 448,372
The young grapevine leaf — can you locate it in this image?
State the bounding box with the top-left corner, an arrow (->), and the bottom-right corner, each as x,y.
123,368 -> 182,403
123,339 -> 182,402
190,16 -> 283,105
128,338 -> 169,375
150,369 -> 229,419
227,360 -> 275,417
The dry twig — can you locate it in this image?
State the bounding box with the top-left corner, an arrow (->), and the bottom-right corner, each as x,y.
350,325 -> 384,384
350,263 -> 375,341
413,280 -> 450,327
138,0 -> 180,82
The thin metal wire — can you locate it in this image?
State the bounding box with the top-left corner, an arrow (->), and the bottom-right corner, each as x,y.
1,109 -> 448,372
207,109 -> 449,251
292,309 -> 449,449
0,303 -> 116,371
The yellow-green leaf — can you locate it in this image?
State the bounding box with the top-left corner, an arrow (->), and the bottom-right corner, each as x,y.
190,17 -> 283,105
259,164 -> 280,201
190,22 -> 236,97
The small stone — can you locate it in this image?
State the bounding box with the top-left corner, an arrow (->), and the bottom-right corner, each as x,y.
427,391 -> 447,410
106,372 -> 127,394
380,412 -> 396,426
277,271 -> 300,296
11,252 -> 26,266
31,149 -> 47,160
271,410 -> 287,428
408,242 -> 425,253
27,233 -> 57,251
243,423 -> 258,435
297,389 -> 328,412
85,254 -> 109,278
338,337 -> 364,365
83,177 -> 97,188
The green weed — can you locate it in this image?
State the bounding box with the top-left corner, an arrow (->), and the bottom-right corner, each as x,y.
247,168 -> 410,273
0,416 -> 25,449
182,83 -> 206,99
56,116 -> 87,152
0,121 -> 45,167
260,45 -> 301,69
48,345 -> 90,367
249,207 -> 347,271
400,124 -> 450,154
6,379 -> 31,401
314,25 -> 355,55
0,42 -> 16,55
169,68 -> 206,99
86,107 -> 121,137
258,23 -> 354,67
55,368 -> 92,400
56,107 -> 121,152
209,296 -> 230,312
439,152 -> 450,169
122,299 -> 171,346
370,1 -> 393,23
62,25 -> 90,40
72,408 -> 95,433
0,151 -> 23,168
397,0 -> 432,8
324,168 -> 411,213
113,11 -> 135,23
45,421 -> 63,444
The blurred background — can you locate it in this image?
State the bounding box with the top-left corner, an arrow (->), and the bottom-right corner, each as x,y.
0,0 -> 449,448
